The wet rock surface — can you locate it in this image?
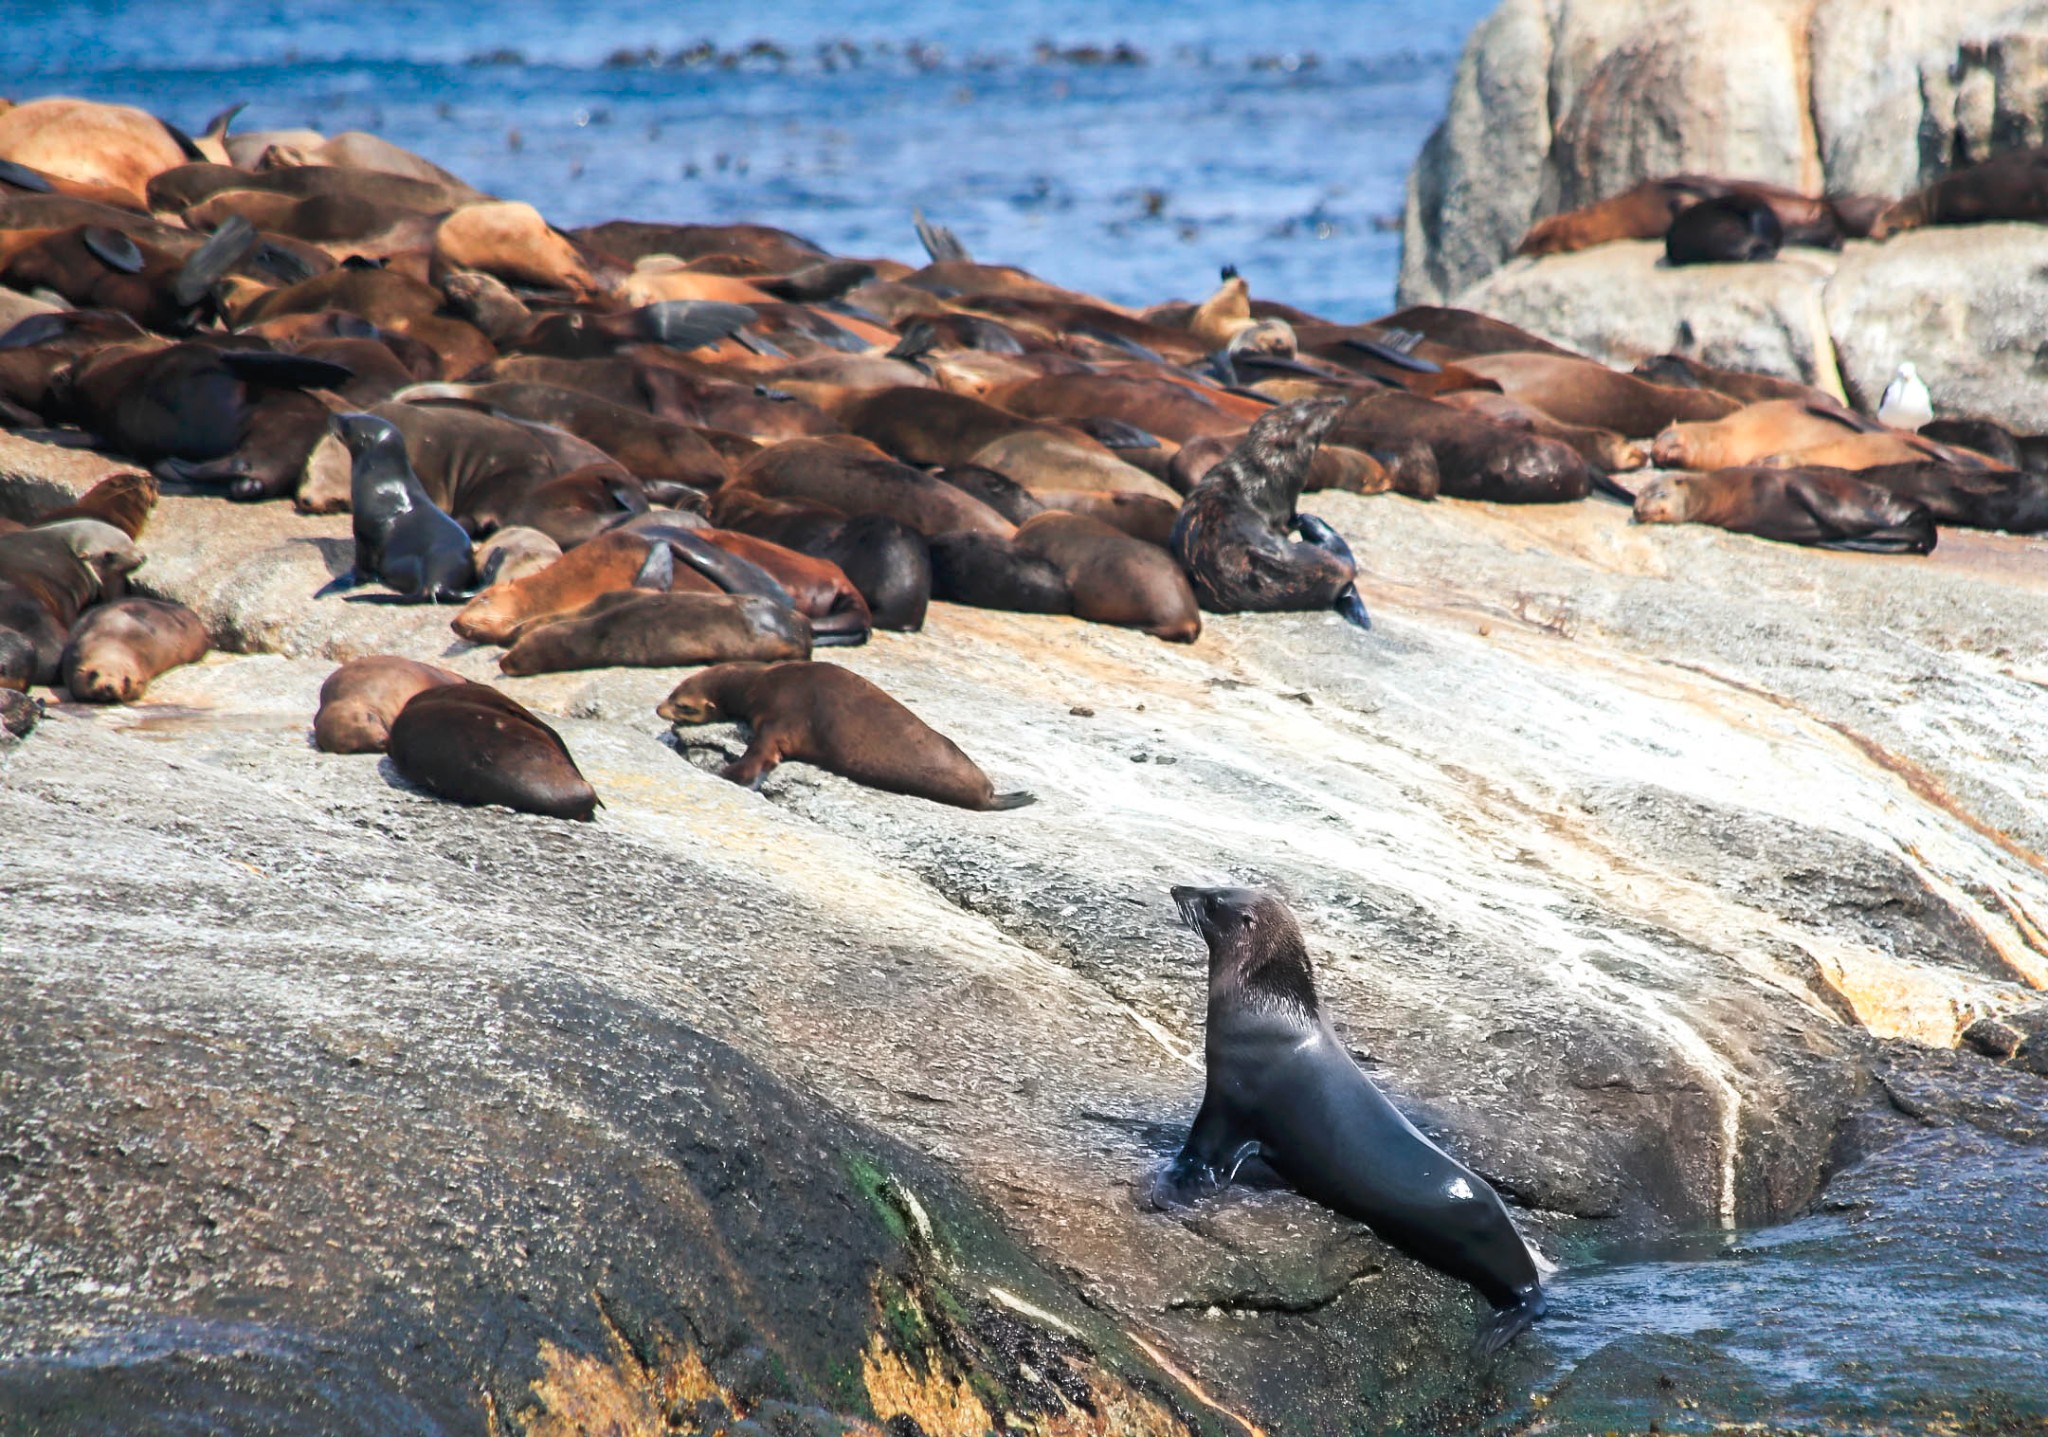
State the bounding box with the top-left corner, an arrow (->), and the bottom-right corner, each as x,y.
4,427 -> 2047,1431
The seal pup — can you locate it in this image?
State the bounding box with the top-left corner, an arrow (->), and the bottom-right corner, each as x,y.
323,412 -> 476,602
386,682 -> 599,821
1153,886 -> 1547,1355
59,597 -> 209,703
1170,398 -> 1369,628
658,660 -> 1034,809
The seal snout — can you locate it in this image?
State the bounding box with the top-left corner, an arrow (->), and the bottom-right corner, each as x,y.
1170,884 -> 1215,932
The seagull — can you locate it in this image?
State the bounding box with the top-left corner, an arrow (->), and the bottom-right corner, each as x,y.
1879,361 -> 1933,431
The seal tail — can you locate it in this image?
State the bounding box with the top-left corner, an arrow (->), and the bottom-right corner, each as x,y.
986,790 -> 1037,811
1472,1290 -> 1547,1359
1591,473 -> 1639,503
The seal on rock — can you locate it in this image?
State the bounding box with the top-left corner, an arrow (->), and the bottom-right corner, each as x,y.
1170,398 -> 1369,628
1665,194 -> 1783,265
1632,467 -> 1937,553
496,591 -> 810,676
59,597 -> 209,703
325,412 -> 476,601
386,682 -> 599,821
315,655 -> 465,754
1013,511 -> 1201,642
658,660 -> 1034,809
927,532 -> 1072,613
1152,886 -> 1548,1355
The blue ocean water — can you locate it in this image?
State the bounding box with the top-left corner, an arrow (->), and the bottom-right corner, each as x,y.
2,0 -> 1493,316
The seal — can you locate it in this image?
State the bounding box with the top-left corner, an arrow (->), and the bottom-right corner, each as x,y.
1170,399 -> 1369,627
325,412 -> 476,601
1849,461 -> 2048,534
658,660 -> 1034,808
314,654 -> 465,754
33,471 -> 158,537
395,380 -> 732,493
1870,145 -> 2048,236
0,627 -> 38,691
1665,194 -> 1783,265
1631,354 -> 1832,408
730,436 -> 1015,538
709,494 -> 935,633
1651,400 -> 1868,471
59,596 -> 210,703
0,97 -> 190,207
1013,510 -> 1201,642
1437,391 -> 1646,474
1332,392 -> 1590,503
1030,490 -> 1181,548
453,528 -> 694,644
386,682 -> 600,821
0,518 -> 145,682
496,591 -> 811,676
1153,886 -> 1547,1355
927,531 -> 1073,613
1452,354 -> 1739,435
471,525 -> 563,589
1631,467 -> 1937,553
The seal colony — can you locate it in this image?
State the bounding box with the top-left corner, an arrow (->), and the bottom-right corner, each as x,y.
3,92 -> 2046,1361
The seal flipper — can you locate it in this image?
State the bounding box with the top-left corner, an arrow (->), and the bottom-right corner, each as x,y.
1333,583 -> 1372,631
81,227 -> 144,275
986,790 -> 1036,811
172,215 -> 258,309
1148,1097 -> 1260,1208
0,158 -> 54,193
1473,1287 -> 1548,1358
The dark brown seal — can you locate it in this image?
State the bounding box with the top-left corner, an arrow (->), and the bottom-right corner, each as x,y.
1170,399 -> 1369,627
496,591 -> 810,676
1870,146 -> 2048,236
1013,511 -> 1201,642
1453,354 -> 1739,435
1153,886 -> 1547,1355
730,436 -> 1015,537
657,660 -> 1033,809
59,596 -> 209,703
1332,392 -> 1591,503
927,532 -> 1073,613
315,655 -> 466,754
1632,467 -> 1937,553
386,682 -> 599,821
1665,194 -> 1783,265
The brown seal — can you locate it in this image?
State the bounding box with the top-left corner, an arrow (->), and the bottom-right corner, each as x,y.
1652,400 -> 1869,470
430,201 -> 602,296
0,519 -> 145,682
1030,490 -> 1181,547
397,380 -> 732,493
1852,461 -> 2048,533
33,471 -> 159,537
1517,178 -> 1717,256
1013,511 -> 1200,642
1332,392 -> 1590,503
315,654 -> 465,753
705,491 -> 934,632
472,525 -> 563,589
926,532 -> 1073,613
59,597 -> 210,703
0,98 -> 189,206
1438,392 -> 1646,473
386,682 -> 599,821
1632,467 -> 1936,553
453,529 -> 706,644
1453,354 -> 1739,435
1870,146 -> 2048,236
657,660 -> 1034,809
834,387 -> 1175,499
730,436 -> 1015,537
497,591 -> 811,676
1759,432 -> 1949,471
1630,354 -> 1833,407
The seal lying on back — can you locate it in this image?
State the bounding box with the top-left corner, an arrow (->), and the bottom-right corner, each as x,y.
1153,886 -> 1547,1355
325,412 -> 475,601
1632,467 -> 1937,553
658,660 -> 1034,809
496,591 -> 810,676
1170,398 -> 1369,628
386,682 -> 599,821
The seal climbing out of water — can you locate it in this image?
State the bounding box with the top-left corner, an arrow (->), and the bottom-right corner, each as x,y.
386,682 -> 599,821
324,412 -> 476,602
1153,885 -> 1548,1355
1169,398 -> 1369,628
658,660 -> 1034,810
